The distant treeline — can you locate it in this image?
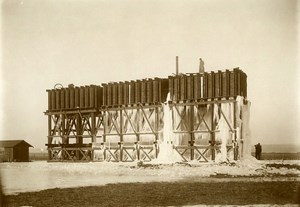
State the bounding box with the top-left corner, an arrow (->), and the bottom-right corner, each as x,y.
29,152 -> 48,161
251,152 -> 300,160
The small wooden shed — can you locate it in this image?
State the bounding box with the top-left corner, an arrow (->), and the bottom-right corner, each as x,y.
0,140 -> 33,162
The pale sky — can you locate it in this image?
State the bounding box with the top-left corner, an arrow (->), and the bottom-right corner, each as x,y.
1,0 -> 299,148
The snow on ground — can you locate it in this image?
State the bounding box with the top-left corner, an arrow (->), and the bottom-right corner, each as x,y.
0,159 -> 299,195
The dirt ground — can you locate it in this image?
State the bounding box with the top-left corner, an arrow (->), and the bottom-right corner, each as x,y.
2,181 -> 299,206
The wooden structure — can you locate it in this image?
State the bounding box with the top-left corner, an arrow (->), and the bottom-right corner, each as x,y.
0,140 -> 33,162
45,68 -> 249,162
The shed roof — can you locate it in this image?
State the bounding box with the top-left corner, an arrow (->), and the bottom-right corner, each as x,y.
0,140 -> 33,148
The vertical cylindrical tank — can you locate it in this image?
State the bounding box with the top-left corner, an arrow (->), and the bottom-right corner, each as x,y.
161,78 -> 169,102
173,76 -> 179,102
214,71 -> 221,98
180,75 -> 186,101
107,83 -> 112,106
79,86 -> 85,108
70,87 -> 75,109
146,79 -> 153,104
50,89 -> 56,110
153,78 -> 160,103
222,70 -> 230,98
47,90 -> 52,110
229,71 -> 235,97
118,82 -> 123,106
55,89 -> 61,110
135,80 -> 141,104
207,72 -> 214,98
168,76 -> 173,101
124,81 -> 129,105
112,83 -> 118,106
74,87 -> 80,108
89,85 -> 95,108
193,74 -> 201,100
129,81 -> 135,104
102,84 -> 107,106
60,89 -> 65,110
84,86 -> 89,108
141,79 -> 146,103
186,74 -> 194,100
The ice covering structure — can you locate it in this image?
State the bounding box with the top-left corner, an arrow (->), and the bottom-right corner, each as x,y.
45,68 -> 250,163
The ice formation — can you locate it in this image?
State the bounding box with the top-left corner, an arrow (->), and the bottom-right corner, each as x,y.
154,93 -> 182,163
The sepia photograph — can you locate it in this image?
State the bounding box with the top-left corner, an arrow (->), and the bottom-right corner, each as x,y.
0,0 -> 299,206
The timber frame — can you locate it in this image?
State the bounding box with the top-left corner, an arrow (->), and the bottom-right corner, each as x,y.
45,98 -> 246,162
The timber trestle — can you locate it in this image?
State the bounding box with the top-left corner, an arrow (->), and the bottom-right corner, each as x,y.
45,67 -> 249,163
46,104 -> 162,162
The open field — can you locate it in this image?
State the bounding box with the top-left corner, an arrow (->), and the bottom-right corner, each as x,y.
1,159 -> 299,206
2,181 -> 299,206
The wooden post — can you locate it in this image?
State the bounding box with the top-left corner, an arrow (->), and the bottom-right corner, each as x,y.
233,101 -> 238,160
120,109 -> 123,161
91,112 -> 96,161
211,104 -> 216,160
190,105 -> 194,160
155,106 -> 159,158
48,115 -> 52,160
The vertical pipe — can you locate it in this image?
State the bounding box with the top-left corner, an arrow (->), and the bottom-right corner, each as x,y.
176,56 -> 179,75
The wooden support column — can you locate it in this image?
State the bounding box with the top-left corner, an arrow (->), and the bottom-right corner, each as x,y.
155,106 -> 159,158
119,109 -> 123,161
48,115 -> 52,160
136,106 -> 140,142
76,113 -> 82,160
190,105 -> 195,160
211,104 -> 216,160
61,114 -> 66,159
233,101 -> 238,160
91,112 -> 96,160
103,110 -> 107,143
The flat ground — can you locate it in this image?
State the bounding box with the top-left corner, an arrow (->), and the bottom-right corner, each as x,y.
2,181 -> 299,206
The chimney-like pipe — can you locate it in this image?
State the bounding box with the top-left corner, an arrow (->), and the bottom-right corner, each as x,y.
199,58 -> 205,74
176,56 -> 179,75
